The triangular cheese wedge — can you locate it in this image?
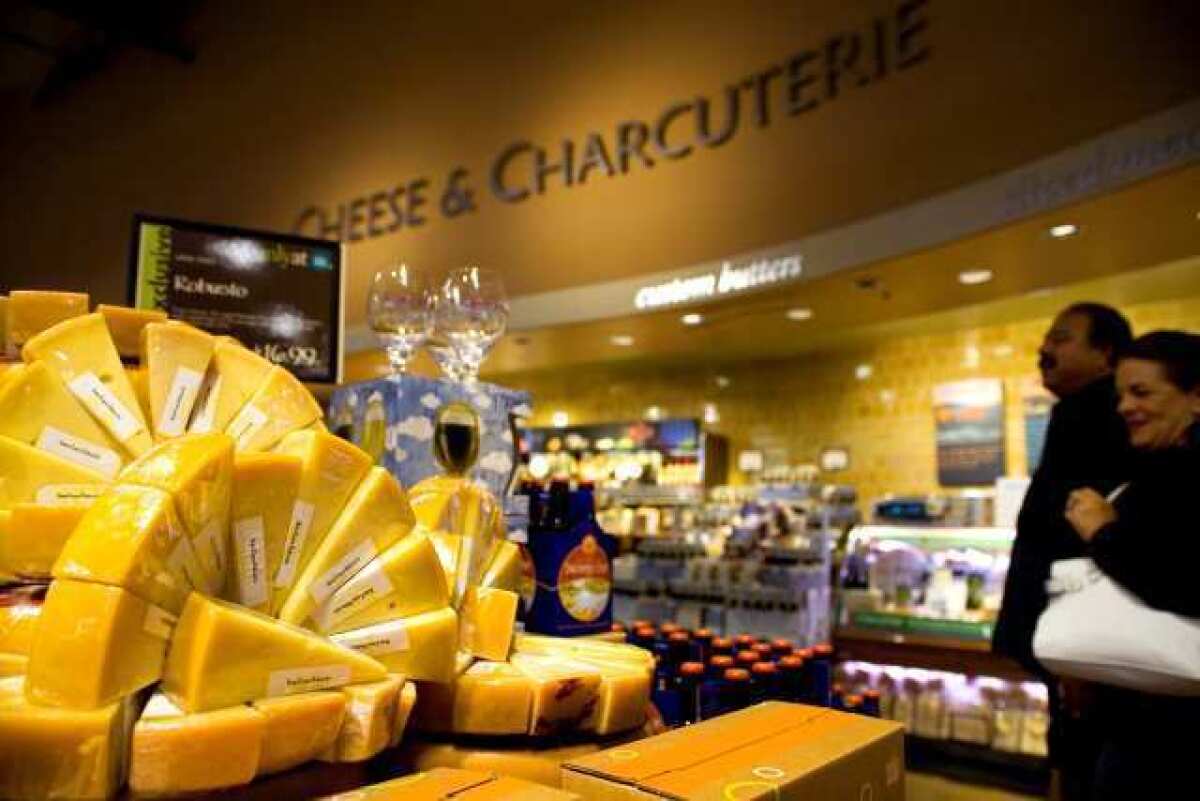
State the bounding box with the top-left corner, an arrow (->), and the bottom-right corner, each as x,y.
0,434 -> 109,509
21,312 -> 153,457
0,503 -> 87,580
120,433 -> 234,594
311,530 -> 449,634
53,483 -> 201,613
0,361 -> 124,477
7,290 -> 88,348
268,430 -> 372,610
97,304 -> 167,360
413,660 -> 532,736
329,607 -> 459,684
545,653 -> 651,735
162,593 -> 386,712
508,652 -> 603,736
480,540 -> 524,594
278,467 -> 416,626
253,691 -> 345,776
409,475 -> 503,606
460,587 -> 518,662
390,680 -> 417,747
226,453 -> 303,613
190,338 -> 273,434
141,322 -> 215,440
225,366 -> 322,452
319,675 -> 404,763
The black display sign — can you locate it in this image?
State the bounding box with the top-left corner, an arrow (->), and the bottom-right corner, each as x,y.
129,214 -> 344,383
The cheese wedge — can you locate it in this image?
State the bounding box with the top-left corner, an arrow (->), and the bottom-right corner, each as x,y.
330,607 -> 459,684
189,337 -> 274,434
0,360 -> 124,477
481,540 -> 524,594
514,634 -> 656,671
141,321 -> 215,440
391,680 -> 418,747
399,740 -> 604,791
54,483 -> 200,613
127,365 -> 153,422
312,530 -> 449,634
0,595 -> 41,655
0,295 -> 8,355
508,653 -> 603,737
321,674 -> 404,763
414,660 -> 532,736
0,503 -> 87,579
226,365 -> 322,452
162,592 -> 386,712
119,432 -> 234,594
226,453 -> 303,613
26,580 -> 174,708
278,466 -> 416,626
0,675 -> 138,801
131,693 -> 264,795
0,434 -> 109,510
269,430 -> 372,609
22,312 -> 154,456
558,655 -> 650,735
0,653 -> 26,677
7,290 -> 89,348
460,587 -> 518,662
253,691 -> 345,776
98,304 -> 168,359
409,475 -> 503,606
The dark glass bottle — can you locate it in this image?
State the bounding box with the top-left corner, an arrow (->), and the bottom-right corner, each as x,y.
734,634 -> 757,651
735,650 -> 760,670
707,654 -> 734,680
667,631 -> 692,667
771,638 -> 794,659
843,693 -> 862,715
861,689 -> 882,718
721,668 -> 752,714
750,661 -> 778,705
692,628 -> 715,664
700,655 -> 733,721
546,479 -> 571,530
776,655 -> 805,703
752,642 -> 774,662
632,625 -> 657,652
710,637 -> 734,657
675,661 -> 706,725
831,683 -> 846,711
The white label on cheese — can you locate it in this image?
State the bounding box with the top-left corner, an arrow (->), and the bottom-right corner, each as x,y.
274,499 -> 315,587
35,426 -> 121,478
266,665 -> 352,698
227,402 -> 269,449
35,484 -> 104,506
67,372 -> 142,442
309,539 -> 379,604
143,605 -> 177,640
188,373 -> 222,433
157,366 -> 205,437
330,619 -> 410,655
198,519 -> 226,580
233,516 -> 268,608
314,560 -> 394,632
167,535 -> 206,590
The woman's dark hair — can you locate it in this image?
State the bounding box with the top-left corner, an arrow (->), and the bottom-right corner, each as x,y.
1118,330 -> 1200,391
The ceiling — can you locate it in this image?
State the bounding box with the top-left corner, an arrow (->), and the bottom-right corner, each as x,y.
345,162 -> 1200,381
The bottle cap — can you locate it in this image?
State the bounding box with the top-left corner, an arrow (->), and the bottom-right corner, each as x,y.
660,623 -> 681,636
694,628 -> 714,640
724,668 -> 751,683
611,622 -> 627,633
709,655 -> 735,671
668,631 -> 690,643
771,638 -> 794,653
632,619 -> 652,630
778,656 -> 804,671
679,662 -> 705,677
863,689 -> 881,700
712,637 -> 734,651
794,647 -> 814,660
734,634 -> 756,648
845,694 -> 863,708
736,651 -> 760,666
813,643 -> 834,658
751,662 -> 778,676
752,643 -> 773,657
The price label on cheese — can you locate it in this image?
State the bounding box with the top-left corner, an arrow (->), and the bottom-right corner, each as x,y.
233,516 -> 268,608
189,374 -> 222,433
67,371 -> 142,442
227,402 -> 269,449
274,500 -> 315,587
35,483 -> 105,506
35,426 -> 121,478
330,619 -> 410,656
266,665 -> 351,698
314,560 -> 394,632
157,366 -> 205,437
309,539 -> 379,604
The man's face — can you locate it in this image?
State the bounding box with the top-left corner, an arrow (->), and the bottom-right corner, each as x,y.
1038,312 -> 1112,398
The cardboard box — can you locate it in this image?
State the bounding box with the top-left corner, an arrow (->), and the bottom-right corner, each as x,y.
320,768 -> 581,800
561,702 -> 905,800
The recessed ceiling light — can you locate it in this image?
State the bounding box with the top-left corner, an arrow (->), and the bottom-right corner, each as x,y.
551,411 -> 569,428
786,307 -> 814,321
645,405 -> 663,421
1049,223 -> 1079,239
958,268 -> 993,286
610,334 -> 634,347
681,313 -> 703,326
703,402 -> 719,424
715,375 -> 731,389
855,364 -> 873,381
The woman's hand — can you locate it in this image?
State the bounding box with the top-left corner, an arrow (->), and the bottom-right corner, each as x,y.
1065,488 -> 1117,542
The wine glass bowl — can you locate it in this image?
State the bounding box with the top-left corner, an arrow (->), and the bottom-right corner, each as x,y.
435,266 -> 508,384
367,264 -> 431,378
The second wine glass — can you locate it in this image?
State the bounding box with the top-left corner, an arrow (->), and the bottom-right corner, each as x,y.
367,263 -> 431,378
435,266 -> 508,385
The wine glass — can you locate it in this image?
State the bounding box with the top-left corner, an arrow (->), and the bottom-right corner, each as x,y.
435,266 -> 508,385
367,263 -> 430,378
426,323 -> 466,383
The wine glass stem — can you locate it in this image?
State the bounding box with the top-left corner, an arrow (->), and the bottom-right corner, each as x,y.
385,344 -> 411,376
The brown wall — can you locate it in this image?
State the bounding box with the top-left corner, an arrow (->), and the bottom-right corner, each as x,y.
2,0 -> 1198,322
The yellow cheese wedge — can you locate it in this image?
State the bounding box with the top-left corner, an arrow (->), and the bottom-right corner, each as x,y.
409,475 -> 503,606
7,290 -> 89,348
0,596 -> 41,655
130,693 -> 264,795
162,592 -> 386,712
514,634 -> 656,671
53,483 -> 199,614
330,606 -> 459,684
460,587 -> 518,661
508,653 -> 603,737
399,740 -> 605,791
98,304 -> 168,359
269,430 -> 372,609
0,434 -> 109,510
0,361 -> 125,477
390,680 -> 418,747
26,580 -> 174,708
557,655 -> 650,736
320,674 -> 404,763
226,365 -> 322,452
0,653 -> 26,676
189,337 -> 274,434
141,321 -> 215,440
253,691 -> 345,776
226,452 -> 303,613
278,466 -> 416,626
22,312 -> 154,456
312,530 -> 449,634
119,432 -> 234,594
127,365 -> 153,423
0,503 -> 86,579
481,540 -> 524,593
0,675 -> 138,801
414,660 -> 532,736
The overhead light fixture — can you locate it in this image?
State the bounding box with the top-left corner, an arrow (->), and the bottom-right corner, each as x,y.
703,402 -> 720,424
715,375 -> 731,389
681,313 -> 703,326
645,405 -> 663,421
786,307 -> 813,321
551,411 -> 569,428
957,268 -> 993,286
1049,223 -> 1079,239
610,334 -> 634,347
855,364 -> 873,381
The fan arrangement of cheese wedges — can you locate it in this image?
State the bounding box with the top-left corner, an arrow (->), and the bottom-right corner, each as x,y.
0,294 -> 651,800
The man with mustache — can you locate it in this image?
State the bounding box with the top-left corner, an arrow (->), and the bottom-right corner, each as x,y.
993,302 -> 1133,801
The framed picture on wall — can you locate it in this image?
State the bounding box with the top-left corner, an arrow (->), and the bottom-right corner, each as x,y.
932,378 -> 1005,486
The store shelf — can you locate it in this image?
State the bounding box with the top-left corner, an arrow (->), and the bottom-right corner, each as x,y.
834,626 -> 1036,683
848,525 -> 1016,551
905,735 -> 1050,797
